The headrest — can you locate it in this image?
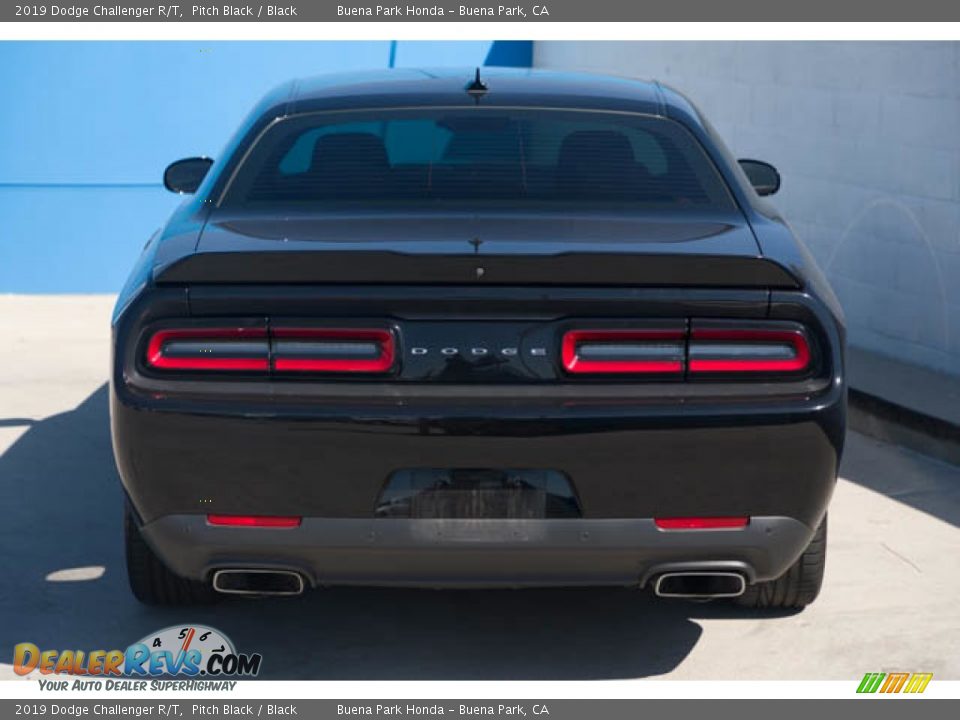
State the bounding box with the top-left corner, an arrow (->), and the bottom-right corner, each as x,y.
311,132 -> 389,175
557,130 -> 635,170
556,130 -> 640,196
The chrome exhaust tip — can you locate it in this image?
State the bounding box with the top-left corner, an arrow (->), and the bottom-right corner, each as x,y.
654,571 -> 746,599
212,569 -> 305,597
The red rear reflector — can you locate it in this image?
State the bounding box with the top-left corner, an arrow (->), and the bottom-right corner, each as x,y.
562,329 -> 685,374
655,516 -> 750,530
146,328 -> 269,371
206,515 -> 301,528
271,328 -> 395,373
688,328 -> 810,373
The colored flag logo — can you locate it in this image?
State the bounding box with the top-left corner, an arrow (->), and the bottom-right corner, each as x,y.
857,672 -> 933,694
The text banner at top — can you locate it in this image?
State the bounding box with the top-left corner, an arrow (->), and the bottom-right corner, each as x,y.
5,0 -> 960,22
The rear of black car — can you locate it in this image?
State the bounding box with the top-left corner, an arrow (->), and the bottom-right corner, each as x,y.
112,97 -> 844,607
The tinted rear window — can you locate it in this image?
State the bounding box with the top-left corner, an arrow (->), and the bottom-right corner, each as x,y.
220,109 -> 735,212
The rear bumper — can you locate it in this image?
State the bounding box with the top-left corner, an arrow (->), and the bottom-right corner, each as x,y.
113,368 -> 842,589
113,388 -> 842,527
111,285 -> 844,589
141,514 -> 816,587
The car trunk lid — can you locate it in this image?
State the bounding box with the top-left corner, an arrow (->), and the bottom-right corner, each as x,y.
153,213 -> 798,289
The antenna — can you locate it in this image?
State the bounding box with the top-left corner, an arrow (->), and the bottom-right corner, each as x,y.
466,67 -> 488,102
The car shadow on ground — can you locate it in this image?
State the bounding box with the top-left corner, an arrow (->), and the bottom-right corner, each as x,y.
0,383 -> 896,680
839,430 -> 960,529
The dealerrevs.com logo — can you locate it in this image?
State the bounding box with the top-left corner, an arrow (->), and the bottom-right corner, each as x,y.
13,625 -> 262,683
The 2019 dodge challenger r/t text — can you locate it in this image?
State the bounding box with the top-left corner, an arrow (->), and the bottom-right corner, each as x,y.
111,68 -> 845,608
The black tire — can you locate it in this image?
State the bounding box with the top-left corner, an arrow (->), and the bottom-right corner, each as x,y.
735,516 -> 827,610
124,508 -> 218,606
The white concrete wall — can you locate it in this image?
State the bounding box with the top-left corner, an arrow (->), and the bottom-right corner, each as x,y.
535,42 -> 960,375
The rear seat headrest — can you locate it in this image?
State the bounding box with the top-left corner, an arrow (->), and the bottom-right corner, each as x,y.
311,132 -> 389,176
558,130 -> 635,170
556,130 -> 643,196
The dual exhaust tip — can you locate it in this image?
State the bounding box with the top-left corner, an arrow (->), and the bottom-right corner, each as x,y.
653,571 -> 746,599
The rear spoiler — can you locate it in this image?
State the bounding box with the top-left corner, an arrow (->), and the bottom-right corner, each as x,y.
154,251 -> 801,289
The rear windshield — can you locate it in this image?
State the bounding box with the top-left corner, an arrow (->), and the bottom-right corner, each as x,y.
219,108 -> 736,212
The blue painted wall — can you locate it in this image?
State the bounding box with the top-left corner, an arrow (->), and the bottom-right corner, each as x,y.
0,41 -> 532,293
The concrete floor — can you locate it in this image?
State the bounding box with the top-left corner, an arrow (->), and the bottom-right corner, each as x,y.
1,295 -> 958,681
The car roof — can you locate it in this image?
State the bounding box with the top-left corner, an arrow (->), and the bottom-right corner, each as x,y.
253,68 -> 703,127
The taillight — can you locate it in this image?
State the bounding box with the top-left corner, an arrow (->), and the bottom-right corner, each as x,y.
145,328 -> 269,371
271,328 -> 395,373
688,327 -> 811,374
562,329 -> 685,374
655,516 -> 749,530
145,326 -> 395,374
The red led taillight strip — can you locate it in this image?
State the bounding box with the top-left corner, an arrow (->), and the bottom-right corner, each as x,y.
145,326 -> 395,374
688,328 -> 810,373
562,329 -> 686,374
655,517 -> 750,530
145,328 -> 269,371
271,328 -> 395,373
207,515 -> 301,528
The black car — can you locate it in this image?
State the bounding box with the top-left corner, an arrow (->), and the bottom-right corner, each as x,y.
111,68 -> 844,608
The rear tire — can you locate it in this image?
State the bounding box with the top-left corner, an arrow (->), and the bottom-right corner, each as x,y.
124,508 -> 218,606
735,516 -> 827,610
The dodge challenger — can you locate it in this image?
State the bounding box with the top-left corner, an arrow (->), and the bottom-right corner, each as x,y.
111,68 -> 845,608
